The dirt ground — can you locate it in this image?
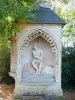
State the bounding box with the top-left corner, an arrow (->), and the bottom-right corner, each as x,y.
0,84 -> 75,100
0,84 -> 14,100
64,90 -> 75,100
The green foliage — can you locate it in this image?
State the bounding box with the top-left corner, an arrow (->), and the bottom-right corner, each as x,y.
57,8 -> 75,35
0,38 -> 15,85
57,8 -> 75,47
57,5 -> 75,89
58,0 -> 69,4
62,46 -> 75,89
60,9 -> 75,36
1,76 -> 15,85
0,0 -> 44,38
56,96 -> 66,100
0,39 -> 10,79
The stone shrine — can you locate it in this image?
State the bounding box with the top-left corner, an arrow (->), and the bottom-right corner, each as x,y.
9,5 -> 66,98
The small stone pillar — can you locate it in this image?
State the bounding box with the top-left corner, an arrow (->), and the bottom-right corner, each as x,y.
9,39 -> 17,78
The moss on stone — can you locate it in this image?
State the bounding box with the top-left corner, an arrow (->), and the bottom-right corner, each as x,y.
13,95 -> 66,100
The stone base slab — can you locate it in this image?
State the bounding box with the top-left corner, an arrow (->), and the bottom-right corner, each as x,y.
14,82 -> 63,96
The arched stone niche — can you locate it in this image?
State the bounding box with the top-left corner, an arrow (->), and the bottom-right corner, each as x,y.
17,29 -> 60,83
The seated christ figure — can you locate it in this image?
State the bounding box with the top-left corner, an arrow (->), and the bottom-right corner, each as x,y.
32,44 -> 43,72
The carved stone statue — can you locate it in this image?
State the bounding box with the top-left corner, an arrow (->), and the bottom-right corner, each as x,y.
32,44 -> 43,72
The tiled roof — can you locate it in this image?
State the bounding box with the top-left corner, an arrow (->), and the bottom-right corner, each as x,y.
31,6 -> 66,25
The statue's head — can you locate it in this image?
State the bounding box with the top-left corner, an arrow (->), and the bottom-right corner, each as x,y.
33,44 -> 39,50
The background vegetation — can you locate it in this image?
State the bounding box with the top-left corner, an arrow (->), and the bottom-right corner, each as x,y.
62,46 -> 75,89
0,0 -> 75,90
56,0 -> 75,89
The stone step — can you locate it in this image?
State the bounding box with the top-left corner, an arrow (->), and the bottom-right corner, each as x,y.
13,95 -> 66,100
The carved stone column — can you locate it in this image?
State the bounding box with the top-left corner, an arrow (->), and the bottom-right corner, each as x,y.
10,39 -> 17,73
